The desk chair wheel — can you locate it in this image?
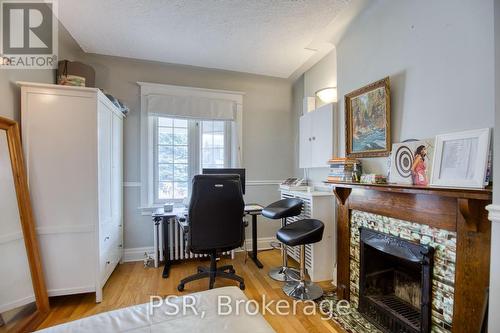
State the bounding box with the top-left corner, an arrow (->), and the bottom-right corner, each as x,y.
177,283 -> 185,292
239,282 -> 245,290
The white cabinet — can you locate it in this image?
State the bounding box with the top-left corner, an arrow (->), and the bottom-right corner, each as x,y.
19,82 -> 124,303
299,103 -> 334,168
280,190 -> 335,282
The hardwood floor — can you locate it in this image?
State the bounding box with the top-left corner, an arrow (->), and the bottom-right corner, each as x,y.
37,250 -> 342,332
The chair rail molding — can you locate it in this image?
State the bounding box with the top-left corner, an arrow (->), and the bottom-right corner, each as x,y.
124,180 -> 281,188
246,180 -> 281,186
487,204 -> 500,222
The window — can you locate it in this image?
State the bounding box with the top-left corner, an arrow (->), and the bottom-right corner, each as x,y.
139,82 -> 243,211
154,117 -> 189,201
153,117 -> 230,203
201,120 -> 229,169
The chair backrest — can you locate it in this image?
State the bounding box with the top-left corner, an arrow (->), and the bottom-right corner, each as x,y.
188,174 -> 245,253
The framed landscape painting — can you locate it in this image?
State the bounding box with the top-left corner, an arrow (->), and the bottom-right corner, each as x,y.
345,77 -> 391,158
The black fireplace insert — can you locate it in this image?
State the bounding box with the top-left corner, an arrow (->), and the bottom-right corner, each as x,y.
358,227 -> 434,333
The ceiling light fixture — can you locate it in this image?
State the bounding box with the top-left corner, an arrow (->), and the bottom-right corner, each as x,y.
315,87 -> 337,104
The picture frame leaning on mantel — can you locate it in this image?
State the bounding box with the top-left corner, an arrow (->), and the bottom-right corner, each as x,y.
430,128 -> 491,189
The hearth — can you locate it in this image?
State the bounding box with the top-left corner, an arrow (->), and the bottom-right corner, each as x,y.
358,227 -> 434,333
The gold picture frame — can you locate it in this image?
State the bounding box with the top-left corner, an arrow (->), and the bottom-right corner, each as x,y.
345,77 -> 391,158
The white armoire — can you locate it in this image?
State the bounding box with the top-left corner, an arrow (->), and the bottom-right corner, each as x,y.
299,103 -> 335,168
19,82 -> 123,303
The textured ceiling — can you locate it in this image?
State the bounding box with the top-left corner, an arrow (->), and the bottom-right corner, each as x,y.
59,0 -> 351,78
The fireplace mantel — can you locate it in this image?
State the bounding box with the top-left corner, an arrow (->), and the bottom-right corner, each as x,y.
329,181 -> 492,333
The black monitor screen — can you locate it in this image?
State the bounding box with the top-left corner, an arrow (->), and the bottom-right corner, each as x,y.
202,168 -> 246,194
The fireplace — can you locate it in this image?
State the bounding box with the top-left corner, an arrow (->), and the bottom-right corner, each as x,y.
358,227 -> 434,333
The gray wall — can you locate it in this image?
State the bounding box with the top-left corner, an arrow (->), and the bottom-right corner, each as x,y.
489,0 -> 500,330
0,23 -> 83,121
1,24 -> 294,250
297,0 -> 495,179
79,53 -> 294,249
300,50 -> 338,183
292,75 -> 305,178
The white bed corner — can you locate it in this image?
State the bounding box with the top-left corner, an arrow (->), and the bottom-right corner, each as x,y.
36,286 -> 275,333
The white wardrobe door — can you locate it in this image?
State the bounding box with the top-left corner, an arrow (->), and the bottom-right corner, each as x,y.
110,113 -> 123,260
111,113 -> 122,227
24,93 -> 98,229
98,101 -> 113,229
23,91 -> 96,293
310,104 -> 333,168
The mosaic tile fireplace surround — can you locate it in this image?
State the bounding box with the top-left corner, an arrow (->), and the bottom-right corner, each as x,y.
331,182 -> 492,333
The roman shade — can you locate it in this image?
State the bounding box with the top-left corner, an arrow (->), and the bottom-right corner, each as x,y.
147,94 -> 236,120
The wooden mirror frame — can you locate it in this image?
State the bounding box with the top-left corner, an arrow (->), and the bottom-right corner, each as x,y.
0,116 -> 49,332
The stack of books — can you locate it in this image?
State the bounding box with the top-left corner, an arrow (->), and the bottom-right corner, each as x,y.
327,158 -> 362,182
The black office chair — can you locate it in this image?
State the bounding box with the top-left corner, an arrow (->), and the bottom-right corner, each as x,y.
177,174 -> 246,291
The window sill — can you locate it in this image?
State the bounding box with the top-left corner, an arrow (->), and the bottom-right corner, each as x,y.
139,203 -> 187,216
139,205 -> 163,216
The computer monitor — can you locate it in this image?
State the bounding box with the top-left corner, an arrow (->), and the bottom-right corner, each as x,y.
202,168 -> 246,194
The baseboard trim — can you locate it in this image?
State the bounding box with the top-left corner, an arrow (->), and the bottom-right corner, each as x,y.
239,236 -> 276,252
48,286 -> 95,297
123,247 -> 155,262
123,237 -> 277,263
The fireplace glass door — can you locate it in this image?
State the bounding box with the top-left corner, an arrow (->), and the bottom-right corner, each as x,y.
358,227 -> 434,333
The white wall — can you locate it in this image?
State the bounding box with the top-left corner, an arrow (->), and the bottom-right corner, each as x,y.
488,0 -> 500,331
80,53 -> 294,249
335,0 -> 495,174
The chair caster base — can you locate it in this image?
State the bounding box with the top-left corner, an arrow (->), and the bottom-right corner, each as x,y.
268,266 -> 300,282
282,281 -> 323,300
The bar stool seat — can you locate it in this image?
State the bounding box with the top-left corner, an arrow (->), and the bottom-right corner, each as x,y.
278,219 -> 324,300
262,198 -> 303,281
262,199 -> 303,220
276,219 -> 324,246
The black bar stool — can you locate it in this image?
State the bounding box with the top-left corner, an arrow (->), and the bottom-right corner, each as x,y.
262,198 -> 303,281
277,218 -> 324,300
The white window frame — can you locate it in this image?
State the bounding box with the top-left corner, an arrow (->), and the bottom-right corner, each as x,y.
152,117 -> 193,205
151,117 -> 232,205
138,82 -> 244,212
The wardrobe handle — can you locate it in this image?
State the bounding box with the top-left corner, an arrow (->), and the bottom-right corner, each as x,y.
312,136 -> 316,140
106,261 -> 111,265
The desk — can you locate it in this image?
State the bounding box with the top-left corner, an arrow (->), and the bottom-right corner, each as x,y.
151,204 -> 265,279
244,204 -> 264,269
